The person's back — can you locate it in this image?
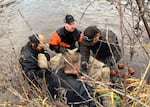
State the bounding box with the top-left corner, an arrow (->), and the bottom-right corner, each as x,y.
20,42 -> 39,75
92,29 -> 121,69
56,50 -> 102,107
57,68 -> 97,107
49,15 -> 82,53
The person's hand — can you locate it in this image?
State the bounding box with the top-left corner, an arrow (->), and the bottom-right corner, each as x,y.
79,76 -> 86,80
38,53 -> 48,69
59,47 -> 67,53
81,63 -> 88,72
77,76 -> 86,81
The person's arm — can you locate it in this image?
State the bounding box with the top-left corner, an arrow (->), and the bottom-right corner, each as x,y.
80,42 -> 90,73
49,32 -> 61,53
110,33 -> 121,63
43,50 -> 50,61
20,55 -> 38,78
76,34 -> 83,52
105,30 -> 121,69
20,52 -> 50,78
77,33 -> 83,43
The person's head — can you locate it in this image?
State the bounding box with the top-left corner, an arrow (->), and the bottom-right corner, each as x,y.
29,34 -> 46,52
83,26 -> 101,44
64,14 -> 76,32
64,49 -> 81,74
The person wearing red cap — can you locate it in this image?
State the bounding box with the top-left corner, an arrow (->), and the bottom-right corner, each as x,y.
80,26 -> 121,82
48,15 -> 82,53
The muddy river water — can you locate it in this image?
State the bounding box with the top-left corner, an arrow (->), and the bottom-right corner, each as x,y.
0,0 -> 149,79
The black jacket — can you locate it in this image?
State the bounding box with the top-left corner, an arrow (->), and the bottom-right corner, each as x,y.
20,42 -> 60,98
19,42 -> 50,80
80,29 -> 121,70
49,27 -> 82,53
57,27 -> 81,49
57,68 -> 98,107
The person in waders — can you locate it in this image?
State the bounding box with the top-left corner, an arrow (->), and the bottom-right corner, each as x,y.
80,26 -> 121,83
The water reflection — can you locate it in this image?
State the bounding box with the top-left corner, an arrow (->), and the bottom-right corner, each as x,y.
17,0 -> 121,35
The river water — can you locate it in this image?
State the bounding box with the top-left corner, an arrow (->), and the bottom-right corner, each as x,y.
0,0 -> 149,78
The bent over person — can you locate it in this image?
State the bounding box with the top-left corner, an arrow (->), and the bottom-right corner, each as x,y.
80,26 -> 121,82
19,34 -> 69,98
49,15 -> 82,53
19,34 -> 51,85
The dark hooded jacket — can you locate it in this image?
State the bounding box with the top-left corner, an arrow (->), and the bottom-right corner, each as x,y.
56,68 -> 100,107
19,42 -> 50,81
80,29 -> 121,71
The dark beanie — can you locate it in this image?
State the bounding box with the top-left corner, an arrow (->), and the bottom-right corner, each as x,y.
65,14 -> 75,24
84,26 -> 101,40
29,34 -> 39,44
